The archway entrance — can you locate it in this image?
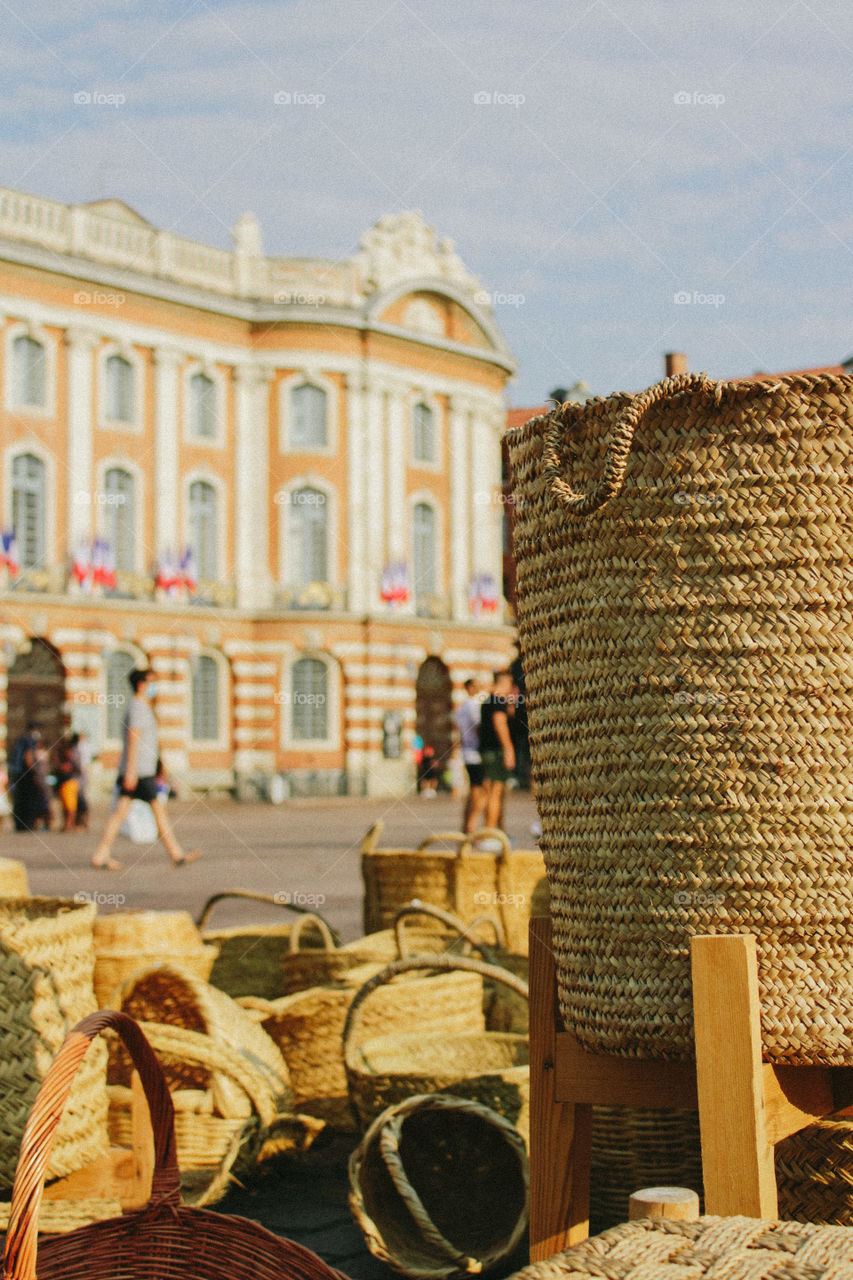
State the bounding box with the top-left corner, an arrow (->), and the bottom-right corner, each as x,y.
6,638 -> 67,763
415,656 -> 453,787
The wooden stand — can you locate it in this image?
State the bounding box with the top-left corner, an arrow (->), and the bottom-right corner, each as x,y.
528,918 -> 853,1262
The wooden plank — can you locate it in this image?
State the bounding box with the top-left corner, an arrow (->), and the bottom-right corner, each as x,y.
529,917 -> 593,1260
555,1031 -> 698,1109
691,934 -> 778,1218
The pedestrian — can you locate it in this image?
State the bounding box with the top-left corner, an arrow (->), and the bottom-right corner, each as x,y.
453,676 -> 488,833
55,739 -> 80,831
9,721 -> 48,832
91,667 -> 202,870
479,671 -> 516,834
69,731 -> 91,829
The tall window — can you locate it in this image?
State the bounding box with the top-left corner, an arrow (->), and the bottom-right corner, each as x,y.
104,468 -> 135,573
12,335 -> 46,408
289,487 -> 328,584
188,480 -> 218,580
290,383 -> 327,449
105,354 -> 135,423
192,655 -> 220,741
291,657 -> 328,741
412,402 -> 435,463
106,650 -> 135,740
11,453 -> 45,569
189,372 -> 217,439
412,502 -> 437,598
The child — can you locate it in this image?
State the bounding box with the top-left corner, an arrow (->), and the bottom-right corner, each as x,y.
54,740 -> 79,832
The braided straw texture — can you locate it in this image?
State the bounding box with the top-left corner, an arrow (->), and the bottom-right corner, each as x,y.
349,1093 -> 529,1280
776,1113 -> 853,1225
93,911 -> 216,1007
0,897 -> 108,1190
507,1215 -> 853,1279
507,371 -> 853,1062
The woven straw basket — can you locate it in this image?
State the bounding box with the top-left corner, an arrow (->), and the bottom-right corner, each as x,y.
0,896 -> 108,1190
344,954 -> 530,1138
362,823 -> 548,957
507,370 -> 853,1063
2,1010 -> 349,1280
349,1093 -> 529,1280
239,963 -> 486,1131
0,859 -> 29,898
93,910 -> 217,1007
776,1113 -> 853,1225
280,917 -> 399,993
505,1215 -> 853,1280
198,890 -> 340,1000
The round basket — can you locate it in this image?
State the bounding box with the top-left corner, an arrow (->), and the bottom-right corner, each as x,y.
349,1093 -> 529,1280
0,896 -> 108,1190
198,891 -> 340,1001
93,910 -> 217,1007
507,370 -> 853,1063
281,916 -> 398,993
0,859 -> 29,898
344,955 -> 530,1138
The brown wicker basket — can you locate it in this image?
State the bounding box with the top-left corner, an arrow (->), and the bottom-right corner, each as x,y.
349,1093 -> 529,1280
504,1215 -> 853,1279
776,1112 -> 853,1225
507,371 -> 853,1063
280,916 -> 399,993
1,1009 -> 349,1280
0,896 -> 108,1190
93,910 -> 217,1007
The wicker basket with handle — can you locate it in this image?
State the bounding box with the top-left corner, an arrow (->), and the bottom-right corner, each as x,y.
93,910 -> 218,1007
1,1009 -> 349,1280
280,915 -> 399,993
507,371 -> 853,1063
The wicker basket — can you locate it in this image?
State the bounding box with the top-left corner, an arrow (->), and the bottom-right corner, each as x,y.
349,1093 -> 529,1280
504,1215 -> 853,1279
0,859 -> 29,898
362,824 -> 547,957
776,1113 -> 853,1225
508,371 -> 853,1063
93,910 -> 217,1007
239,964 -> 487,1131
2,1010 -> 350,1280
198,890 -> 340,1000
0,896 -> 108,1190
344,954 -> 530,1138
280,916 -> 399,993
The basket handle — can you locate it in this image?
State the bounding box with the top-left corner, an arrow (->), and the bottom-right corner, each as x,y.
360,820 -> 384,854
196,889 -> 339,941
342,953 -> 529,1067
414,832 -> 473,855
468,827 -> 511,860
3,1010 -> 179,1280
543,371 -> 713,516
287,911 -> 337,954
394,900 -> 506,959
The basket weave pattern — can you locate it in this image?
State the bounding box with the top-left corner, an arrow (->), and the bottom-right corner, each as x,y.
507,372 -> 853,1063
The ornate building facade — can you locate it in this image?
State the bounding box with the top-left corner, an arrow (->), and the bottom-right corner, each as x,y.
0,186 -> 515,797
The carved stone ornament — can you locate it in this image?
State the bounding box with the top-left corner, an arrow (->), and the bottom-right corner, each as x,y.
355,211 -> 480,297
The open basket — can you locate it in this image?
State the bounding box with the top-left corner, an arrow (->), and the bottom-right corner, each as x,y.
1,1009 -> 349,1280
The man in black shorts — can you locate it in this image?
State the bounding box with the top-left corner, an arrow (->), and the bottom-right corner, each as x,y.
92,667 -> 202,870
479,670 -> 516,832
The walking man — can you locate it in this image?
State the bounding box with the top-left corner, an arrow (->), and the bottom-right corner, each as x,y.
453,677 -> 488,833
479,670 -> 516,833
92,667 -> 202,870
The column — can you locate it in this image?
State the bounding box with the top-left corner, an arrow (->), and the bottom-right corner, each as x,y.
363,376 -> 386,613
153,346 -> 182,562
65,328 -> 98,557
385,382 -> 407,564
345,371 -> 368,614
234,364 -> 273,610
448,394 -> 472,621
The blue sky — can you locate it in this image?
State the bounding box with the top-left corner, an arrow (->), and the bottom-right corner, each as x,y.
2,0 -> 851,404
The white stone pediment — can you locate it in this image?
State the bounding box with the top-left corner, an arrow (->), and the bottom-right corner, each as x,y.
356,211 -> 480,297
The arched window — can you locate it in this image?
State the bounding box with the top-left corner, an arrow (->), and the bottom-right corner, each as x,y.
189,372 -> 217,439
290,383 -> 327,449
12,335 -> 46,408
105,650 -> 135,741
191,654 -> 220,741
412,402 -> 435,463
11,452 -> 46,569
291,657 -> 328,741
288,486 -> 328,584
105,354 -> 135,423
188,480 -> 217,580
103,467 -> 135,573
412,502 -> 437,598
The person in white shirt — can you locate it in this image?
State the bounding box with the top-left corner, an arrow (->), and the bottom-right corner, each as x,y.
453,677 -> 488,834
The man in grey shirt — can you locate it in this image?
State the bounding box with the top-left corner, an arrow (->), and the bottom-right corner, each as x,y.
92,667 -> 202,870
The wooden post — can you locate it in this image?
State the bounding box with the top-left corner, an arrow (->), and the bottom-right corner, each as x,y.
629,1187 -> 700,1222
529,917 -> 593,1260
691,933 -> 778,1219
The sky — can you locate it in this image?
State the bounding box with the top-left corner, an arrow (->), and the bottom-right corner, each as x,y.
1,0 -> 851,405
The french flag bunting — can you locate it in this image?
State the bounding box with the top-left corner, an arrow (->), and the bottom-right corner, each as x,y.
72,540 -> 92,590
180,546 -> 197,593
1,530 -> 19,576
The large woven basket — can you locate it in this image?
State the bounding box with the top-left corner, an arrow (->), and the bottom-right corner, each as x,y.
344,954 -> 530,1138
198,890 -> 340,1000
239,964 -> 486,1131
93,910 -> 217,1007
1,1009 -> 349,1280
507,370 -> 853,1063
0,896 -> 108,1190
362,824 -> 547,957
776,1113 -> 853,1225
504,1215 -> 853,1279
349,1093 -> 529,1280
